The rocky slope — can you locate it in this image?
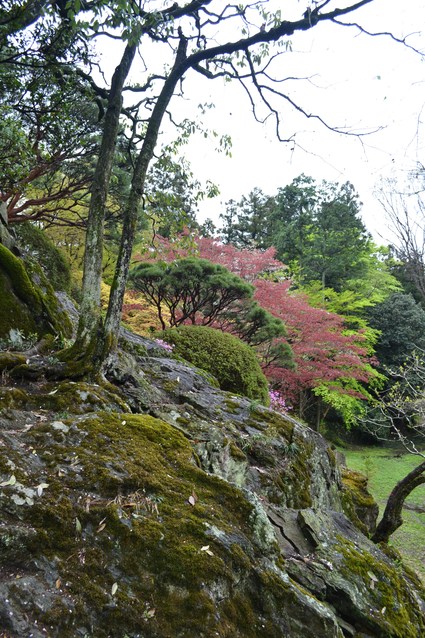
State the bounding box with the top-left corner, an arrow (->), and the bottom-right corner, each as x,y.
0,239 -> 424,637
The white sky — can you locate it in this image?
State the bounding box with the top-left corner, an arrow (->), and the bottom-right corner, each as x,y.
172,0 -> 425,241
98,0 -> 425,241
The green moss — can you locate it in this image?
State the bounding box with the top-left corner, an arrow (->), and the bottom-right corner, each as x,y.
22,257 -> 73,339
0,386 -> 29,410
0,244 -> 42,307
15,222 -> 71,292
340,467 -> 378,535
0,245 -> 42,339
326,446 -> 336,468
161,326 -> 270,405
0,352 -> 27,371
11,411 -> 286,636
337,537 -> 425,637
0,243 -> 72,342
224,397 -> 243,414
229,441 -> 247,461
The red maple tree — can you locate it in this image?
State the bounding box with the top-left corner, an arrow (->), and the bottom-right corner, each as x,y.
133,233 -> 376,423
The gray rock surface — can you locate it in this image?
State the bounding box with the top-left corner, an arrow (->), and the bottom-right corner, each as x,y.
0,328 -> 423,637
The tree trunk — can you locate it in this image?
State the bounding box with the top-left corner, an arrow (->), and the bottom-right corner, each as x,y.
372,460 -> 425,544
100,34 -> 188,362
62,43 -> 136,368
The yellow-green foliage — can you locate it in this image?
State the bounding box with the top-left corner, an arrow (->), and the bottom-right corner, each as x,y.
161,325 -> 270,405
121,288 -> 164,335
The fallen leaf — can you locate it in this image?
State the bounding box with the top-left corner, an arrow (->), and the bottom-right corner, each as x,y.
188,490 -> 198,506
0,474 -> 17,487
97,518 -> 107,533
11,495 -> 26,506
252,466 -> 268,475
36,482 -> 49,497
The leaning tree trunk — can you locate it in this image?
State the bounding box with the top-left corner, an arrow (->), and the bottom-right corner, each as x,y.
372,459 -> 425,544
62,43 -> 136,369
100,34 -> 189,362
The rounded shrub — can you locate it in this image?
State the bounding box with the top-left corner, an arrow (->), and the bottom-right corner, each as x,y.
161,325 -> 270,405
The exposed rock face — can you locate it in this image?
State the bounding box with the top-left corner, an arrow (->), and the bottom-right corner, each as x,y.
0,327 -> 424,637
0,240 -> 424,638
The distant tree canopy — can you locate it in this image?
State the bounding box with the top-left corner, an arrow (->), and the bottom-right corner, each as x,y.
367,292 -> 425,370
220,175 -> 372,291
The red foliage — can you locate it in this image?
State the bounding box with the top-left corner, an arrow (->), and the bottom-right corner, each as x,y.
253,279 -> 371,403
196,237 -> 284,281
133,233 -> 375,406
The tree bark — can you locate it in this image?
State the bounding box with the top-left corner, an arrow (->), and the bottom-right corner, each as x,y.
101,34 -> 188,361
64,43 -> 136,367
372,460 -> 425,544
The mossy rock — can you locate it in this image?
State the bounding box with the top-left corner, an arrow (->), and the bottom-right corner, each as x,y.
0,243 -> 43,340
340,467 -> 379,535
161,326 -> 270,405
0,243 -> 72,343
15,222 -> 71,292
0,411 -> 339,637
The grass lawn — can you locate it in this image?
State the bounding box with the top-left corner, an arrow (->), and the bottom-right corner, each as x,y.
342,446 -> 425,583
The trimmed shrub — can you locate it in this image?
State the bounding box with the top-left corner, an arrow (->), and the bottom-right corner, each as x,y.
161,325 -> 270,405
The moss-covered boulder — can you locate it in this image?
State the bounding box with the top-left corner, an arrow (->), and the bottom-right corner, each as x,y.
161,325 -> 270,405
14,222 -> 71,292
0,333 -> 424,637
0,243 -> 72,343
340,466 -> 379,535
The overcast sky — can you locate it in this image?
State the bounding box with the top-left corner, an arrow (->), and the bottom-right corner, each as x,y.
172,0 -> 425,241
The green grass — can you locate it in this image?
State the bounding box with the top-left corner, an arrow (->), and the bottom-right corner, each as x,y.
342,446 -> 425,582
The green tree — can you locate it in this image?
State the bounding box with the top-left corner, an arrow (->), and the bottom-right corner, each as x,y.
221,176 -> 372,292
129,257 -> 254,331
220,187 -> 275,248
367,292 -> 425,370
304,181 -> 371,291
272,178 -> 371,290
0,2 -> 102,223
270,174 -> 317,277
